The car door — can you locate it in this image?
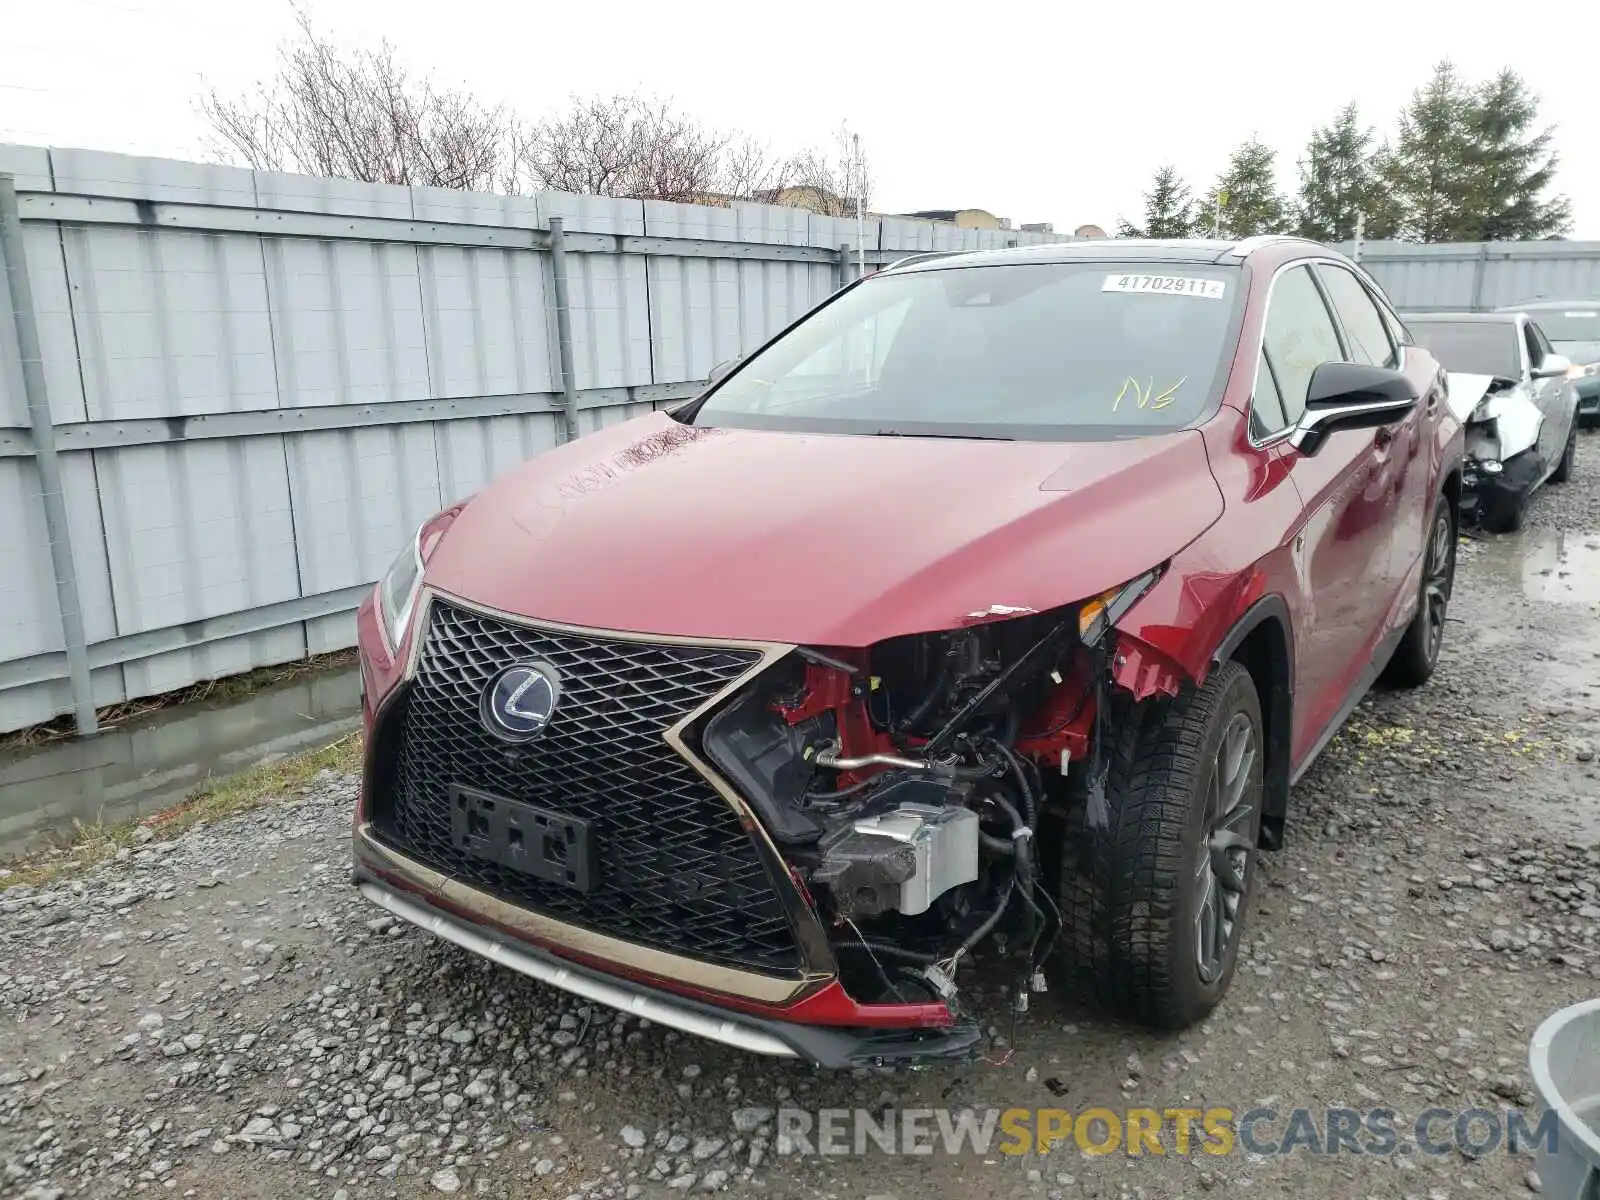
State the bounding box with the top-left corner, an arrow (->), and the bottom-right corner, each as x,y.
1313,263 -> 1435,627
1259,264 -> 1398,761
1523,319 -> 1573,471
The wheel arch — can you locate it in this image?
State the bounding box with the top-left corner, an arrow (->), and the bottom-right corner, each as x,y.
1440,465 -> 1462,520
1209,595 -> 1293,851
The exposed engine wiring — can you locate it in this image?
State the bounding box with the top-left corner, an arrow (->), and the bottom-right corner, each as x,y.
936,877 -> 1016,979
845,917 -> 911,1003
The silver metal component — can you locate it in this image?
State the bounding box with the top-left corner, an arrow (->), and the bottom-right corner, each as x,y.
0,173 -> 97,738
1060,747 -> 1072,776
847,803 -> 979,916
813,743 -> 939,773
546,217 -> 581,443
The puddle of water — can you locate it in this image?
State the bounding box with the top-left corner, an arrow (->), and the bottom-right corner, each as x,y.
0,666 -> 361,857
1516,529 -> 1600,607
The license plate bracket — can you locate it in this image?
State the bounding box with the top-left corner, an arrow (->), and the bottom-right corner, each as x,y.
448,785 -> 597,893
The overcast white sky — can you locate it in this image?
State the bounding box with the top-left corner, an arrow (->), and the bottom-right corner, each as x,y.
4,0 -> 1599,236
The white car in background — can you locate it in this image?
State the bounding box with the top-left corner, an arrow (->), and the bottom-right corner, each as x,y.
1403,311 -> 1581,532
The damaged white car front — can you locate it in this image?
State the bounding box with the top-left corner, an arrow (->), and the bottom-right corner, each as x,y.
1448,372 -> 1545,530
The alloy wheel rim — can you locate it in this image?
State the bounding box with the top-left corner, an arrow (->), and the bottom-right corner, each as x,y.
1423,512 -> 1453,663
1195,711 -> 1257,984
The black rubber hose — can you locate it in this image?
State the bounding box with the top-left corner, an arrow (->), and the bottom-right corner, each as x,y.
990,789 -> 1036,943
998,743 -> 1038,831
804,775 -> 880,803
899,653 -> 955,733
950,878 -> 1016,963
979,830 -> 1016,857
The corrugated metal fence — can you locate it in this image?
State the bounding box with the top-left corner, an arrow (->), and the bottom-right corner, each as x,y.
0,144 -> 1070,736
1339,239 -> 1600,312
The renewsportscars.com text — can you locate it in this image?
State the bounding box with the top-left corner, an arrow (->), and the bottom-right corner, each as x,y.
774,1105 -> 1558,1159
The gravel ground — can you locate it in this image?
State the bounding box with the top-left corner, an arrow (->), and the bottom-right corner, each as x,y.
4,435 -> 1599,1200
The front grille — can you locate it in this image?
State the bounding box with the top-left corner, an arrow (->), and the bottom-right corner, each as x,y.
370,598 -> 803,974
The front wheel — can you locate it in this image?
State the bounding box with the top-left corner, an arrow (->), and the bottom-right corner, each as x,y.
1549,420 -> 1578,484
1382,493 -> 1455,688
1053,662 -> 1264,1030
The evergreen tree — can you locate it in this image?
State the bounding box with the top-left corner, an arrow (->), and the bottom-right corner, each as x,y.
1363,143 -> 1409,240
1201,139 -> 1289,238
1383,60 -> 1476,242
1459,69 -> 1571,240
1295,103 -> 1376,243
1118,165 -> 1195,238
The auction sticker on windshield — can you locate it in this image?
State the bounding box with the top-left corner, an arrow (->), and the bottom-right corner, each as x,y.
1102,274 -> 1226,300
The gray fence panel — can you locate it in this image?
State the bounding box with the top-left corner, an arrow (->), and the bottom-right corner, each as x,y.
1347,240 -> 1600,312
1,221 -> 88,427
263,237 -> 433,409
62,223 -> 279,420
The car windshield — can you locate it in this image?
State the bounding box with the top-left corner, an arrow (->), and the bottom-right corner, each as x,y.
1527,309 -> 1600,345
689,261 -> 1244,440
1407,320 -> 1521,378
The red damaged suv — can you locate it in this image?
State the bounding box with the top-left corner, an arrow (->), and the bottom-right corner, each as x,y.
352,237 -> 1462,1066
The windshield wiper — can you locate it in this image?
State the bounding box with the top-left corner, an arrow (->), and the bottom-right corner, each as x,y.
871,428 -> 1014,441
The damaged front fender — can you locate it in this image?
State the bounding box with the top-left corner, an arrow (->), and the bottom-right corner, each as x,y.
1108,634 -> 1191,702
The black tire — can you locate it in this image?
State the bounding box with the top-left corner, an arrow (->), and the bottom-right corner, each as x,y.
1549,421 -> 1577,484
1382,493 -> 1455,688
1052,661 -> 1264,1030
1480,485 -> 1526,533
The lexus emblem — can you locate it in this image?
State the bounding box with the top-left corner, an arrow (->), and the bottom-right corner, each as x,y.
481,661 -> 561,740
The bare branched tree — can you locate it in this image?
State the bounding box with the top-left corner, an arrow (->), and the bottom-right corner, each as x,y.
200,23 -> 870,210
775,124 -> 872,216
510,94 -> 792,204
198,8 -> 510,190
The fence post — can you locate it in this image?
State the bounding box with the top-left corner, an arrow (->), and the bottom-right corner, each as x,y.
1470,243 -> 1491,311
546,217 -> 581,443
0,173 -> 98,737
838,242 -> 852,291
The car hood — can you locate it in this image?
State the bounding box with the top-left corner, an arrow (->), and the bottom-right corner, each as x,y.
423,412 -> 1226,647
1446,373 -> 1520,423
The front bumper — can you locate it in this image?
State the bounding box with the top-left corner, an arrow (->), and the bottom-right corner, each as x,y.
352,828 -> 982,1067
1462,448 -> 1544,521
351,591 -> 983,1067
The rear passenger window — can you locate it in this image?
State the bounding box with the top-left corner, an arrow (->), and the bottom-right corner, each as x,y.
1316,265 -> 1396,368
1250,347 -> 1287,441
1262,266 -> 1344,427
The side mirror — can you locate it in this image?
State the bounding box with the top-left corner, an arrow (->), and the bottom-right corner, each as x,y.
707,356 -> 743,387
1290,362 -> 1418,456
1533,352 -> 1572,380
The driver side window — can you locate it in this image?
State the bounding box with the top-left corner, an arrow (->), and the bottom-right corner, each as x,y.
1259,265 -> 1345,432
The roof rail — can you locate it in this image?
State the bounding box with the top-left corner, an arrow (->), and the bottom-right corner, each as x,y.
883,250 -> 963,272
1219,234 -> 1320,260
